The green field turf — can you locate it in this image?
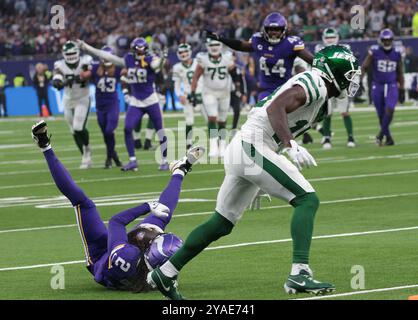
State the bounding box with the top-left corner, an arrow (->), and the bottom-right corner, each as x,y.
0,107 -> 417,300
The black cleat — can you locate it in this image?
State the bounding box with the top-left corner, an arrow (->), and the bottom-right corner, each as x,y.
104,157 -> 112,169
111,151 -> 122,167
385,136 -> 395,146
376,134 -> 384,146
302,133 -> 313,144
144,138 -> 154,150
31,120 -> 51,148
134,139 -> 142,149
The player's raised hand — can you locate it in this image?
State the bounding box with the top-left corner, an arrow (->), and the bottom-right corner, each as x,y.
204,29 -> 220,41
75,39 -> 85,50
283,140 -> 317,170
147,201 -> 170,218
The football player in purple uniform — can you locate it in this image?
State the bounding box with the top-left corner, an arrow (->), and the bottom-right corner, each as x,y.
206,12 -> 314,101
91,46 -> 123,169
78,38 -> 168,171
31,120 -> 205,292
361,28 -> 405,146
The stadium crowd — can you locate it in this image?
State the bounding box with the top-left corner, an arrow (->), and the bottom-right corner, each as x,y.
0,0 -> 417,57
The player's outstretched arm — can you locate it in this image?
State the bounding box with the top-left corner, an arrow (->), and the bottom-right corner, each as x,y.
205,29 -> 253,52
297,48 -> 314,65
77,40 -> 125,68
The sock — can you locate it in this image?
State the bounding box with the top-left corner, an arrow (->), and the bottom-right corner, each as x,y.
160,261 -> 179,278
291,263 -> 312,276
322,116 -> 331,137
208,121 -> 217,139
145,128 -> 153,140
218,122 -> 226,141
73,132 -> 84,154
290,193 -> 319,264
129,156 -> 136,162
186,125 -> 193,145
133,130 -> 141,141
79,128 -> 90,147
173,169 -> 185,177
166,212 -> 234,272
343,115 -> 353,137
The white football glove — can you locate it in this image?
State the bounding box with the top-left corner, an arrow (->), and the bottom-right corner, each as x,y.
283,140 -> 317,170
75,39 -> 85,50
147,201 -> 170,218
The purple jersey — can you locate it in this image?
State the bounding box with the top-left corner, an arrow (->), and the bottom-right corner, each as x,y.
91,62 -> 121,109
370,45 -> 402,84
250,32 -> 305,91
92,203 -> 151,290
124,53 -> 158,100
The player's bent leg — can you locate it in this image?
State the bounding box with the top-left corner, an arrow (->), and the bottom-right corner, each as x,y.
32,121 -> 108,267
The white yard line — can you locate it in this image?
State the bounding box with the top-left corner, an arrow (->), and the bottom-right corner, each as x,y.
1,224 -> 418,272
294,284 -> 418,300
1,191 -> 418,235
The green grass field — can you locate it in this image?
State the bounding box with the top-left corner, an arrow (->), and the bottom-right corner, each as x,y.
0,108 -> 418,300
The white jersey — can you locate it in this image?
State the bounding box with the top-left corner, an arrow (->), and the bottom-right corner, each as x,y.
54,55 -> 93,101
196,51 -> 234,91
172,59 -> 203,96
241,70 -> 328,152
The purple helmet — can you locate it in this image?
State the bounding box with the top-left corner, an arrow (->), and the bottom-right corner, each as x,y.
101,45 -> 115,66
379,29 -> 394,50
262,12 -> 287,44
144,233 -> 183,270
130,37 -> 149,59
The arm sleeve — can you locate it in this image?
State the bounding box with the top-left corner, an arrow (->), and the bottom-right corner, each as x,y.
107,203 -> 151,250
82,42 -> 125,67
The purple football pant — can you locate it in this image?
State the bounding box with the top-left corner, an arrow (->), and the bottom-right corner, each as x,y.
124,103 -> 167,158
137,173 -> 184,232
372,82 -> 398,137
96,105 -> 119,158
43,149 -> 107,267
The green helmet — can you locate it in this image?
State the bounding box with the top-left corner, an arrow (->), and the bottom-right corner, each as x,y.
312,45 -> 361,97
322,27 -> 339,46
62,41 -> 80,65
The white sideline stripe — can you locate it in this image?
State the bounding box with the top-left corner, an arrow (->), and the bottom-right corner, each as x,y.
2,151 -> 418,189
1,191 -> 418,234
294,284 -> 418,300
1,224 -> 418,272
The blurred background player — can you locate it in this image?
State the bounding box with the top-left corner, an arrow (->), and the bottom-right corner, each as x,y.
172,43 -> 204,150
191,38 -> 235,158
230,51 -> 248,137
206,12 -> 314,146
361,28 -> 405,146
206,12 -> 314,100
80,38 -> 169,171
315,28 -> 356,149
91,46 -> 123,169
52,40 -> 93,169
32,63 -> 53,117
0,69 -> 8,117
32,119 -> 204,292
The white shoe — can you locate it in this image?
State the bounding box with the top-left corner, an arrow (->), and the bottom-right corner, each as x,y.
80,145 -> 92,169
322,142 -> 332,150
219,140 -> 227,157
347,141 -> 356,148
169,146 -> 206,174
209,138 -> 219,158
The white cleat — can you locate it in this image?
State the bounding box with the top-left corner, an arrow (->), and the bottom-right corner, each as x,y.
219,140 -> 227,158
347,141 -> 356,148
322,142 -> 332,150
169,146 -> 206,175
80,145 -> 92,169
